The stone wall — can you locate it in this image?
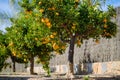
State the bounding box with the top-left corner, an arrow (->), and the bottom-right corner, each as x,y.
25,61 -> 120,75
80,61 -> 120,75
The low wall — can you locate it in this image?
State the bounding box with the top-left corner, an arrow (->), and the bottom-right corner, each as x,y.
83,61 -> 120,74
26,61 -> 120,75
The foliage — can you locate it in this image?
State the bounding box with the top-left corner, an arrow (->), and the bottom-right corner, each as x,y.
84,75 -> 89,80
0,31 -> 9,71
36,0 -> 117,41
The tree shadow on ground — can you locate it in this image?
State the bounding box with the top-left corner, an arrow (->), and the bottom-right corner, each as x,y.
0,77 -> 29,80
93,76 -> 120,80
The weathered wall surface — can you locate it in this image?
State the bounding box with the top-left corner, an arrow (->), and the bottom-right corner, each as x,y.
82,61 -> 120,75
25,61 -> 120,75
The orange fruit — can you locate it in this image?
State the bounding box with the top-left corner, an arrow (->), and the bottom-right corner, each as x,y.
48,8 -> 52,10
55,12 -> 59,16
75,0 -> 79,2
46,22 -> 52,28
53,43 -> 59,50
53,32 -> 57,35
50,35 -> 54,38
77,40 -> 81,46
104,24 -> 107,28
104,29 -> 106,32
9,42 -> 13,46
24,59 -> 27,62
45,18 -> 49,23
42,38 -> 49,44
38,1 -> 42,5
39,9 -> 44,13
72,23 -> 76,26
41,18 -> 45,23
25,15 -> 29,19
103,18 -> 107,23
13,51 -> 16,56
52,7 -> 55,10
35,38 -> 38,41
72,25 -> 76,30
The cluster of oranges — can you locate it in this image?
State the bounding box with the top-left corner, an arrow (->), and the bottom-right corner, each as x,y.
52,42 -> 66,51
42,38 -> 50,44
48,7 -> 59,16
25,10 -> 32,14
103,18 -> 107,28
50,32 -> 57,39
12,49 -> 16,56
48,7 -> 55,11
103,18 -> 111,37
41,18 -> 52,28
24,10 -> 32,19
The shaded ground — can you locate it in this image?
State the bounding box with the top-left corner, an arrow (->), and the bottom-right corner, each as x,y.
0,74 -> 120,80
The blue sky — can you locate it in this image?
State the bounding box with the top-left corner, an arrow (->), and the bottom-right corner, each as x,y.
104,0 -> 120,10
0,0 -> 120,32
0,0 -> 12,32
0,0 -> 12,14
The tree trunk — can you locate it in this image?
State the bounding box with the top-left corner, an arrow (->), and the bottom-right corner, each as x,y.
11,56 -> 16,72
83,40 -> 88,63
13,60 -> 16,72
30,54 -> 34,74
68,36 -> 76,75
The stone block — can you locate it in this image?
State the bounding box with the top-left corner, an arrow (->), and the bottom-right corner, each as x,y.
26,67 -> 45,74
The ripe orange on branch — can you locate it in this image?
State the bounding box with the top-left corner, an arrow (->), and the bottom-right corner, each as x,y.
53,43 -> 59,50
55,12 -> 59,16
50,35 -> 54,38
39,9 -> 44,13
41,18 -> 45,23
45,18 -> 50,23
46,22 -> 52,28
39,1 -> 42,5
104,24 -> 107,28
103,18 -> 107,23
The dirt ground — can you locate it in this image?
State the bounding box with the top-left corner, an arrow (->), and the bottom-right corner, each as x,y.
0,74 -> 120,80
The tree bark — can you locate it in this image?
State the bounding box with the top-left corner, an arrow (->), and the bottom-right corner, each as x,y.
30,54 -> 34,74
11,56 -> 16,72
13,60 -> 16,72
68,35 -> 76,75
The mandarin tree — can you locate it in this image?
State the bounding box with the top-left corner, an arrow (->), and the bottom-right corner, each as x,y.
34,0 -> 117,75
6,12 -> 52,74
6,0 -> 66,75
